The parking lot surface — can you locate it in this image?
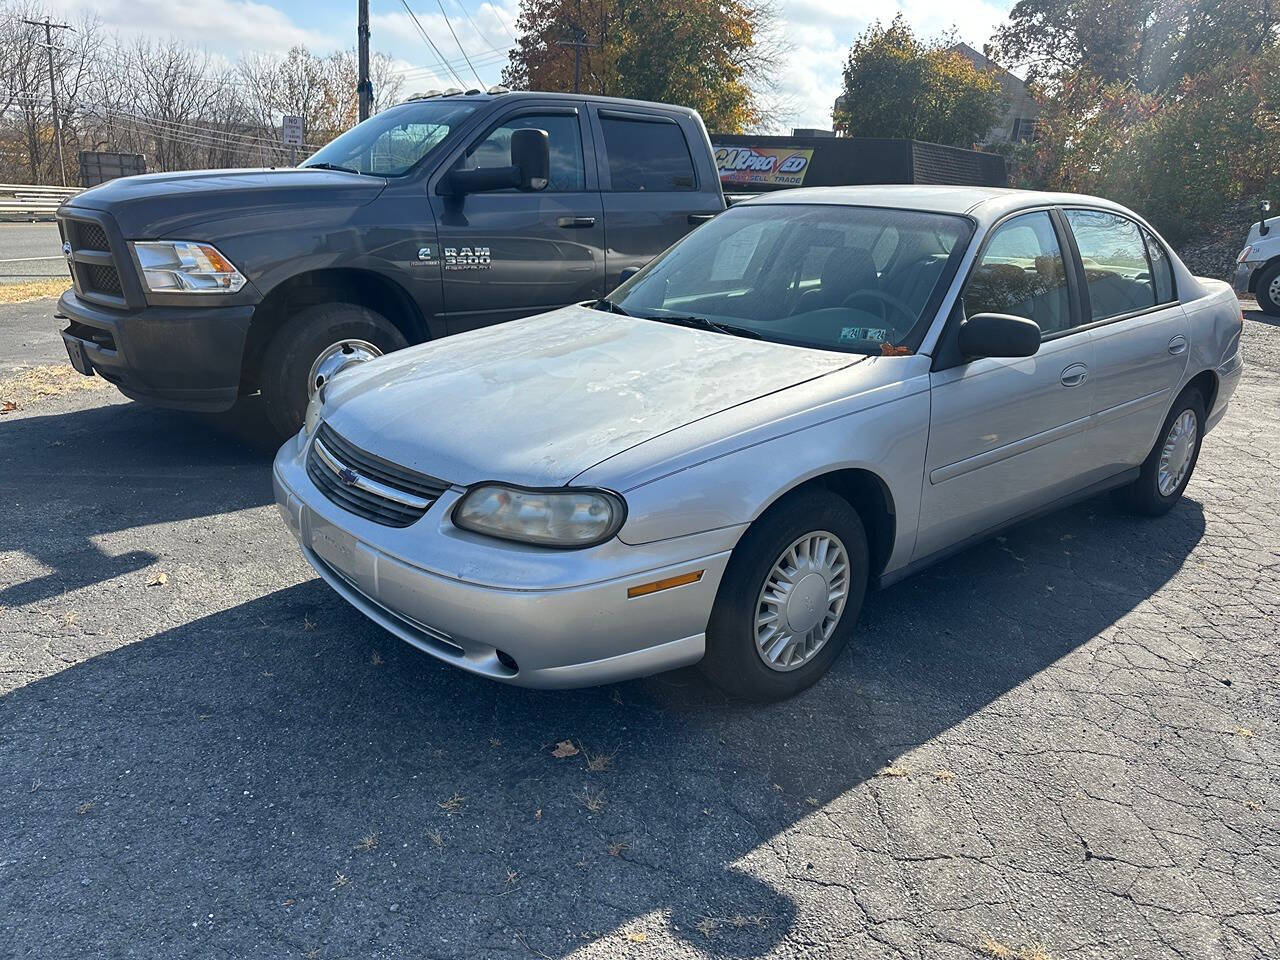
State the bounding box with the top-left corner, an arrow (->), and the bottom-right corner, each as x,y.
1,301 -> 1276,959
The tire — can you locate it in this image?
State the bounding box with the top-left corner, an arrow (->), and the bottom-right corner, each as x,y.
1255,261 -> 1280,317
1112,387 -> 1206,517
258,303 -> 408,439
700,489 -> 869,701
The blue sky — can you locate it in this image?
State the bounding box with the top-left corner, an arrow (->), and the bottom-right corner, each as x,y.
47,0 -> 1014,130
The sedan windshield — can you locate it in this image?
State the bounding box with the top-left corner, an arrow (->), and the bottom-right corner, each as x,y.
302,101 -> 477,177
610,203 -> 972,355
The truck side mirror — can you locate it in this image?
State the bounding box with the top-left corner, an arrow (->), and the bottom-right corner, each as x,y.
510,128 -> 549,192
1261,200 -> 1272,236
441,128 -> 550,195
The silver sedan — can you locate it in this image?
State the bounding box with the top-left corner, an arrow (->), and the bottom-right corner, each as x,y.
273,186 -> 1244,700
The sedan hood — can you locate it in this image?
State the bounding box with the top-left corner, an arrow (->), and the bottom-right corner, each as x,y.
322,305 -> 857,488
61,168 -> 386,238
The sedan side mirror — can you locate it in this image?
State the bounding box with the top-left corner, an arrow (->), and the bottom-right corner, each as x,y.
443,128 -> 550,195
957,312 -> 1041,359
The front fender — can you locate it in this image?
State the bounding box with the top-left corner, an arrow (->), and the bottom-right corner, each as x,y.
605,362 -> 931,575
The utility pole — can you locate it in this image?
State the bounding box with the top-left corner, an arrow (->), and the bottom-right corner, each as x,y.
556,26 -> 599,94
357,0 -> 373,122
22,17 -> 74,186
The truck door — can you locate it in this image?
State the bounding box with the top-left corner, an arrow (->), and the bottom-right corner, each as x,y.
431,104 -> 605,333
589,108 -> 725,290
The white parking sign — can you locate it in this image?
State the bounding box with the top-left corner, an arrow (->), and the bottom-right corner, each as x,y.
282,115 -> 304,146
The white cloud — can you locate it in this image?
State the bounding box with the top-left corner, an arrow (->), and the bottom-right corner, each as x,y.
770,0 -> 1012,131
47,0 -> 338,56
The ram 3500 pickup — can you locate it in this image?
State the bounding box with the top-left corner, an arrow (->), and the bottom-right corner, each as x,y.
55,90 -> 726,436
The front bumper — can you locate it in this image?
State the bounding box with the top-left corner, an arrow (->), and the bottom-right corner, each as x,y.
272,432 -> 737,689
57,289 -> 255,411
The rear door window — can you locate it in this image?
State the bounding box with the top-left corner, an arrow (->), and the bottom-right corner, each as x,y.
600,116 -> 696,192
1064,209 -> 1158,320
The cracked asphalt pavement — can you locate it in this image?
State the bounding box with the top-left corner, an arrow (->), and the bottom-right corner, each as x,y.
1,299 -> 1276,959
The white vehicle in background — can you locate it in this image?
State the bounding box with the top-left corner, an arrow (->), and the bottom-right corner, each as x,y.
1234,200 -> 1280,315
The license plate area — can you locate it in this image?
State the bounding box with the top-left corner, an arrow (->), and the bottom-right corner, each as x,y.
63,336 -> 92,375
307,511 -> 377,594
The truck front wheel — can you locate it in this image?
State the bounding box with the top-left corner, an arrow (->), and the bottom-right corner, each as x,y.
259,303 -> 408,439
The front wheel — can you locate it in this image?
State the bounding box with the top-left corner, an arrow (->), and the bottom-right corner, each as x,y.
1112,388 -> 1206,516
1255,261 -> 1280,317
700,490 -> 869,701
258,303 -> 408,439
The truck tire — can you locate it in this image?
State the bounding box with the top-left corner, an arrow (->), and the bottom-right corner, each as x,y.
1255,261 -> 1280,317
259,303 -> 408,439
699,489 -> 868,701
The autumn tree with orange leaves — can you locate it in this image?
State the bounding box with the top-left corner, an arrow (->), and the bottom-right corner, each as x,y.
500,0 -> 785,133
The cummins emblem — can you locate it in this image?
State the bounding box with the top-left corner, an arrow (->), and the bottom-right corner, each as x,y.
417,247 -> 433,261
443,246 -> 492,270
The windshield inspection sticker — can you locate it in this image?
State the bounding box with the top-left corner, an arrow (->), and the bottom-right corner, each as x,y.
840,326 -> 887,343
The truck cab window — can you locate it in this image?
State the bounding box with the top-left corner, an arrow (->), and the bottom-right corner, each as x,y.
600,117 -> 696,191
462,114 -> 585,192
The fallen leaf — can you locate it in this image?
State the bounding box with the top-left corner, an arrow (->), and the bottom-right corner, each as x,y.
551,739 -> 579,758
147,571 -> 168,587
623,931 -> 648,943
1,400 -> 17,413
880,343 -> 912,356
877,764 -> 910,778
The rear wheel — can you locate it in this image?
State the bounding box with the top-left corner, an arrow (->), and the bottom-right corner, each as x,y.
700,490 -> 869,701
259,303 -> 408,439
1255,261 -> 1280,317
1112,388 -> 1206,516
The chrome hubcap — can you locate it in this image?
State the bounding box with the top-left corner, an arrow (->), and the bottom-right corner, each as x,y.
754,531 -> 850,672
1157,409 -> 1197,496
308,339 -> 382,399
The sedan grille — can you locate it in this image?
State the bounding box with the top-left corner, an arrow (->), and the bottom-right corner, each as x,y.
306,423 -> 449,527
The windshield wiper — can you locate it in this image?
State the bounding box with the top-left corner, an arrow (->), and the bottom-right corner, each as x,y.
640,312 -> 763,340
592,297 -> 633,317
302,162 -> 362,175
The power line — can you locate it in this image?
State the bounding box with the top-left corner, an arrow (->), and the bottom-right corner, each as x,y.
451,0 -> 511,56
430,0 -> 485,86
20,17 -> 74,185
397,0 -> 468,87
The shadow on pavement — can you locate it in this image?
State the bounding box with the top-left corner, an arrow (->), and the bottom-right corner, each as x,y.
0,473 -> 1207,956
0,398 -> 279,606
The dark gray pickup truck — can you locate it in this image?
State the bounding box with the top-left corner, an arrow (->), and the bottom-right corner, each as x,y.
55,91 -> 726,436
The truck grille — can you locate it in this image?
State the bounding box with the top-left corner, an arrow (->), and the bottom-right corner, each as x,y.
82,263 -> 122,296
60,215 -> 126,305
306,423 -> 449,527
72,221 -> 110,252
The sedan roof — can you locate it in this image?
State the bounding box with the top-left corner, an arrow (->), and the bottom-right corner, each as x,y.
745,185 -> 1143,227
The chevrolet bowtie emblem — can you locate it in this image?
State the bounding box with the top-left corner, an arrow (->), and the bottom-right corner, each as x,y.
338,467 -> 360,486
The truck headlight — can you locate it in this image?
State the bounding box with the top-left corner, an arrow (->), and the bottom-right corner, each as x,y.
453,484 -> 626,548
131,241 -> 247,294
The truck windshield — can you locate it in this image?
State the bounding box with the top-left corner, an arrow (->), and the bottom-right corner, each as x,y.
302,101 -> 478,177
610,204 -> 972,355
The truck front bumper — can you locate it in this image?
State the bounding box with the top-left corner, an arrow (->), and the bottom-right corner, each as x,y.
272,432 -> 737,689
57,289 -> 255,412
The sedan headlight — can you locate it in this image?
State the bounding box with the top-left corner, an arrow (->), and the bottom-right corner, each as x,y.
453,484 -> 626,548
131,240 -> 246,294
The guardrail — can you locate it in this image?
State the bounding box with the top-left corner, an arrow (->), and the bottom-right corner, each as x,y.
0,183 -> 81,217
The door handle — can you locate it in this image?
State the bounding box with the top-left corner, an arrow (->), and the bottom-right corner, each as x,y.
688,213 -> 716,225
556,216 -> 596,229
1168,335 -> 1188,355
1060,363 -> 1089,387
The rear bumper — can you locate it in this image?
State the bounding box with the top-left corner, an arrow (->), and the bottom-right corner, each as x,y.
1233,261 -> 1259,296
57,289 -> 254,412
1207,348 -> 1244,432
272,432 -> 734,689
